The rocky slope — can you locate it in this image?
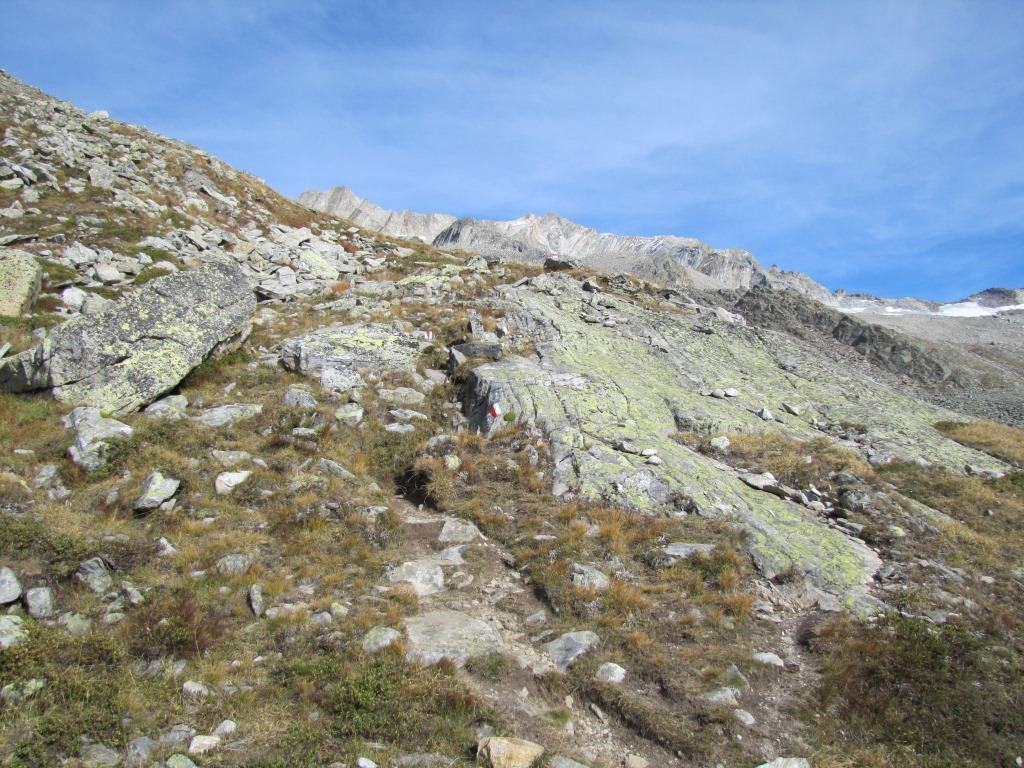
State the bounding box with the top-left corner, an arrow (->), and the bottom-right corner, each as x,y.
2,70 -> 1023,768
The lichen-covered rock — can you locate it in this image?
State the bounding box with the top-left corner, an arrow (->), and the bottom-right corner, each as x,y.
0,248 -> 41,316
460,278 -> 1005,604
132,470 -> 180,512
0,260 -> 255,414
0,615 -> 28,648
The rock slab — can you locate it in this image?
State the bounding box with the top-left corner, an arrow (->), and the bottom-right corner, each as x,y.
403,610 -> 505,666
0,248 -> 41,316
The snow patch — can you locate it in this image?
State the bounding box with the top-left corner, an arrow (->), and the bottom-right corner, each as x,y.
938,302 -> 1024,318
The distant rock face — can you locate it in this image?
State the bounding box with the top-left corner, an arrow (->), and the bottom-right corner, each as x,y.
298,186 -> 456,243
733,285 -> 964,386
299,189 -> 838,300
965,286 -> 1024,308
0,248 -> 41,316
0,260 -> 256,414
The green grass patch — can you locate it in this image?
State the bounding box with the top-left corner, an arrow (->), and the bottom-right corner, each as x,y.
812,614 -> 1024,768
257,647 -> 493,765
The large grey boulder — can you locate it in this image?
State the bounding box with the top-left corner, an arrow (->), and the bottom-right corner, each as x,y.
0,260 -> 255,414
0,248 -> 41,316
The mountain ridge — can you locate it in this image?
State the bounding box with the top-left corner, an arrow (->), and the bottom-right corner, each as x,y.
300,185 -> 837,302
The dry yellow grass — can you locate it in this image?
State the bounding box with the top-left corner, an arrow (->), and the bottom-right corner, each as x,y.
935,418 -> 1024,464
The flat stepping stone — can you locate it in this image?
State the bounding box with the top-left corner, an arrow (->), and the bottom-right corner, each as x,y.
438,518 -> 482,544
388,560 -> 445,596
403,609 -> 504,666
194,403 -> 262,427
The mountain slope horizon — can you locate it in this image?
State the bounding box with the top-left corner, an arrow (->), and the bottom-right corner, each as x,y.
300,185 -> 1022,309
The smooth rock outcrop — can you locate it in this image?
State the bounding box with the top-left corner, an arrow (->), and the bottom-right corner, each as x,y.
0,260 -> 255,414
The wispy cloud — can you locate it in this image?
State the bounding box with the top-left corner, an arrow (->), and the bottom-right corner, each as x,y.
4,0 -> 1022,300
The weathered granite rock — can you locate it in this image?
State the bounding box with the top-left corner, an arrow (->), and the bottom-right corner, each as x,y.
24,586 -> 55,618
570,563 -> 609,592
544,630 -> 601,673
0,260 -> 255,413
0,615 -> 28,648
335,402 -> 364,426
283,386 -> 318,410
194,403 -> 262,427
438,518 -> 482,544
216,470 -> 251,495
77,557 -> 114,593
316,458 -> 356,479
403,610 -> 505,666
596,662 -> 627,684
0,248 -> 41,316
216,553 -> 252,576
132,470 -> 179,512
63,406 -> 133,471
752,651 -> 785,668
144,394 -> 189,420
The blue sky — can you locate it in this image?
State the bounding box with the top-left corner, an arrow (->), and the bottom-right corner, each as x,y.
4,1 -> 1022,301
